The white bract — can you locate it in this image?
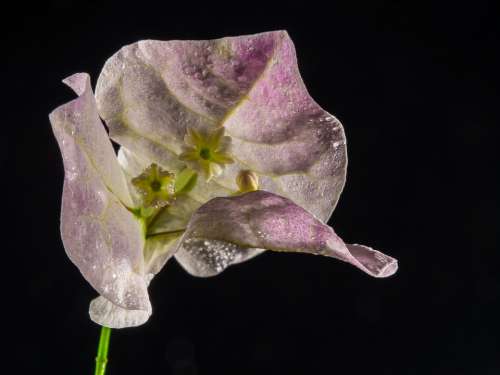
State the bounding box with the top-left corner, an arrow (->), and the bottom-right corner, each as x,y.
49,31 -> 397,328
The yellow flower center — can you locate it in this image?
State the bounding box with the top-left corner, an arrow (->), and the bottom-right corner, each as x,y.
179,127 -> 234,181
131,163 -> 175,209
199,147 -> 211,160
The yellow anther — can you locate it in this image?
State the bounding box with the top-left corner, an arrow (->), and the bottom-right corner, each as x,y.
236,170 -> 259,193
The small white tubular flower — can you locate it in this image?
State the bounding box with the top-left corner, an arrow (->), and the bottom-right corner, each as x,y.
49,31 -> 399,329
179,127 -> 234,181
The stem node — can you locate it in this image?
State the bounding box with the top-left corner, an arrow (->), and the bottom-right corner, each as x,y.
94,326 -> 111,375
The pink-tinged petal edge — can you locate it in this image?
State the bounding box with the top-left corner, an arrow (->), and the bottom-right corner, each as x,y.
175,190 -> 397,278
49,73 -> 151,322
95,31 -> 347,223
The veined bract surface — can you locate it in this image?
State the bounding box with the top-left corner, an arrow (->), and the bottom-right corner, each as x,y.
49,31 -> 397,329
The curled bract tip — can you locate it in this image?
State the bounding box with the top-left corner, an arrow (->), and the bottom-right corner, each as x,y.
175,190 -> 398,278
49,31 -> 397,329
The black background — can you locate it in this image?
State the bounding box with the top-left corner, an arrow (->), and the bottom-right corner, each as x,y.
4,1 -> 499,374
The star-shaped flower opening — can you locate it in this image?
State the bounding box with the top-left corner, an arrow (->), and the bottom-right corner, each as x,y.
131,163 -> 175,209
49,31 -> 398,330
179,127 -> 234,181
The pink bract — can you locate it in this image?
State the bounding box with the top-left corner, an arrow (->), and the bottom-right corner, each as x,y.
49,31 -> 397,328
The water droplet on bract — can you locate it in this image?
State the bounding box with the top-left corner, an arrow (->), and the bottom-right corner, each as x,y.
183,238 -> 239,273
182,65 -> 196,76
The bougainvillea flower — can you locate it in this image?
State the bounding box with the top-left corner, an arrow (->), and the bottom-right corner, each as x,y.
49,31 -> 397,329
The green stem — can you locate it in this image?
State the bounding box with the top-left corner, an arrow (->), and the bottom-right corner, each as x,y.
146,228 -> 186,239
94,326 -> 111,375
146,205 -> 167,230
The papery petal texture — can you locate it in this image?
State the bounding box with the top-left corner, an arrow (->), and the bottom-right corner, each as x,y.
95,31 -> 346,222
49,73 -> 150,312
117,147 -> 193,274
89,295 -> 151,329
55,73 -> 134,207
176,191 -> 397,278
117,147 -> 203,223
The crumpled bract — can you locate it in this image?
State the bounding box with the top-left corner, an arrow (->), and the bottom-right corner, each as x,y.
49,31 -> 398,329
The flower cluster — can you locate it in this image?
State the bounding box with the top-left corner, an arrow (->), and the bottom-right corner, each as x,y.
49,31 -> 397,329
